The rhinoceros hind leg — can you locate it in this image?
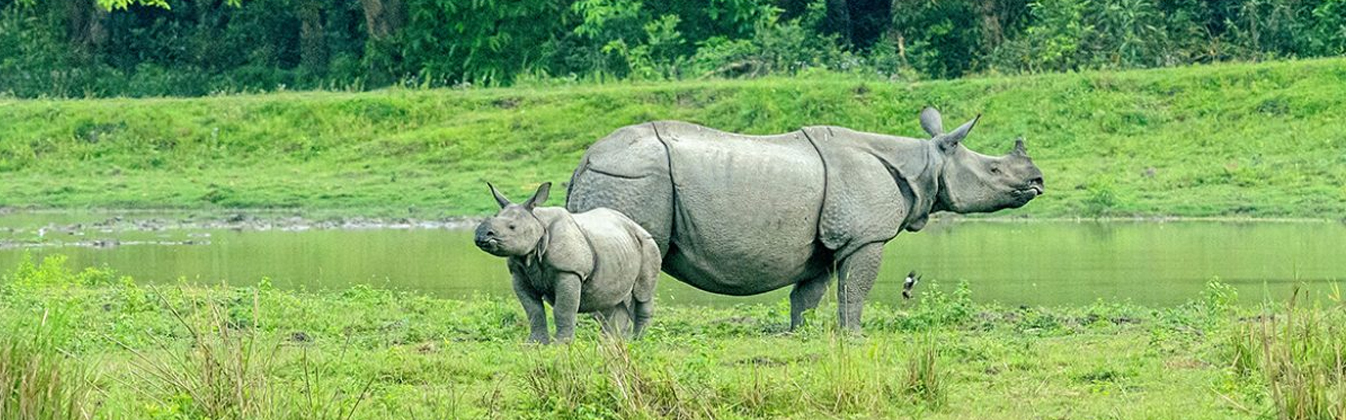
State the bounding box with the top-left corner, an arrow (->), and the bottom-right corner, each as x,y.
631,237 -> 660,338
596,302 -> 633,338
789,271 -> 833,331
836,243 -> 884,332
631,298 -> 653,338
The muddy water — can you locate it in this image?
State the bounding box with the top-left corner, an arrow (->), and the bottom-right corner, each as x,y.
1,212 -> 1342,306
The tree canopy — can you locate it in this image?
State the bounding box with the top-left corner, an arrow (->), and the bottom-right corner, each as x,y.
2,0 -> 1344,97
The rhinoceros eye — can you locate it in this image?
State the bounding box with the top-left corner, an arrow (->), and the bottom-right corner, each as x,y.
990,166 -> 1002,174
508,224 -> 517,230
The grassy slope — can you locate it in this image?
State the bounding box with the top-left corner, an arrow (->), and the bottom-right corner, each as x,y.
3,257 -> 1315,419
1,58 -> 1345,218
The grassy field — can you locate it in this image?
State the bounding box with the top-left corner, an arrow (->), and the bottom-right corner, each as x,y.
3,256 -> 1343,419
2,59 -> 1345,219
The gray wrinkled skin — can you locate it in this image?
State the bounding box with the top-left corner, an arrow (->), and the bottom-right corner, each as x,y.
566,107 -> 1044,331
475,182 -> 661,343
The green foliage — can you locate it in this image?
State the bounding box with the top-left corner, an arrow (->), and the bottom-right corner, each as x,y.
2,254 -> 121,290
5,58 -> 1346,218
400,0 -> 573,86
888,0 -> 997,78
690,5 -> 848,78
6,0 -> 1346,97
1083,181 -> 1119,217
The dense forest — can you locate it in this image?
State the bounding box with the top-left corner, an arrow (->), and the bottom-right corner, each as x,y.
2,0 -> 1345,98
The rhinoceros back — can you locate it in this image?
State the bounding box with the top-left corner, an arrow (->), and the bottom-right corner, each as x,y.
568,121 -> 830,295
567,124 -> 676,252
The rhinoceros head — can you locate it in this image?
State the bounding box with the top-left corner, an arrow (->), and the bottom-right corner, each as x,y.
475,182 -> 551,257
920,108 -> 1044,214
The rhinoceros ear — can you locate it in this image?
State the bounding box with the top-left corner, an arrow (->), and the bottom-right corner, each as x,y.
523,182 -> 551,210
919,107 -> 944,137
487,182 -> 511,209
936,114 -> 980,153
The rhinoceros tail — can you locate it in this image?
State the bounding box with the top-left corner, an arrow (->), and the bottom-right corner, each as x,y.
564,153 -> 589,210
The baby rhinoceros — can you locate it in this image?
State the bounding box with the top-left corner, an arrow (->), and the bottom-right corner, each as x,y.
474,182 -> 660,343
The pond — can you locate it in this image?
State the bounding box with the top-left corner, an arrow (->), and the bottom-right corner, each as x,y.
1,212 -> 1342,307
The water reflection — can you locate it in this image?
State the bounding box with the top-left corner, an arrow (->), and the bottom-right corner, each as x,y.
1,213 -> 1342,307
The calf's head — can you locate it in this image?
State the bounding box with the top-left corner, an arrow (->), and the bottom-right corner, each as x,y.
921,107 -> 1045,213
474,182 -> 551,257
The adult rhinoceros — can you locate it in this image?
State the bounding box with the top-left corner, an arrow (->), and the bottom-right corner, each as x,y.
564,108 -> 1044,331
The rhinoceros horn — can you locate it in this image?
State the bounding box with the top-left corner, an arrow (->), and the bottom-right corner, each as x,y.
1012,136 -> 1027,156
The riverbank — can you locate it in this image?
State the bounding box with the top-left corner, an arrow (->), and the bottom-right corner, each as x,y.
1,208 -> 1341,237
3,58 -> 1345,219
3,257 -> 1342,419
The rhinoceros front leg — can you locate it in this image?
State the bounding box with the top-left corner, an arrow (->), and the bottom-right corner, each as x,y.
789,272 -> 833,331
552,273 -> 583,343
511,272 -> 551,344
836,243 -> 884,331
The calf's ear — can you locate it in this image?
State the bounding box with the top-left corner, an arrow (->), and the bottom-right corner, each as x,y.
523,182 -> 551,210
487,183 -> 511,208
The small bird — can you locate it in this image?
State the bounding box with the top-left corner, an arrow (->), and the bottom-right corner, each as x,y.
902,270 -> 922,300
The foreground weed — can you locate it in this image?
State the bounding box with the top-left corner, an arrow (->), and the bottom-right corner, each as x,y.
807,333 -> 904,415
903,337 -> 946,408
1229,290 -> 1346,420
115,287 -> 278,419
291,339 -> 376,420
116,287 -> 375,420
522,339 -> 714,419
596,338 -> 714,419
0,310 -> 95,420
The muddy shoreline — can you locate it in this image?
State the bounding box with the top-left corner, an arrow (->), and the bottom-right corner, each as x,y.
0,211 -> 486,249
0,212 -> 484,232
0,208 -> 1339,237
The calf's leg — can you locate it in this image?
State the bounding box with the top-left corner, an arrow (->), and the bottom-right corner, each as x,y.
552,273 -> 583,343
511,271 -> 550,344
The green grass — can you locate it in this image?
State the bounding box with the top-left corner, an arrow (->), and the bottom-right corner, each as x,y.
4,256 -> 1345,419
2,59 -> 1345,218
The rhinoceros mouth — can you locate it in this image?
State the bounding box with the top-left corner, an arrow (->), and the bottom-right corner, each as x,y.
1009,185 -> 1042,203
475,238 -> 506,255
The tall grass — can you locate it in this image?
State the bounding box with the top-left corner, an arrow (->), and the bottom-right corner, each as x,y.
521,331 -> 949,418
522,338 -> 714,419
0,310 -> 94,420
116,287 -> 373,420
1228,291 -> 1346,420
902,337 -> 946,408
